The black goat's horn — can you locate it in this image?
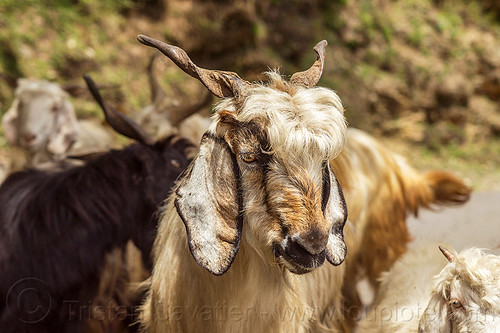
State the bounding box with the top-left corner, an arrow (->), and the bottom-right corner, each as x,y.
289,40 -> 327,88
137,34 -> 249,99
83,74 -> 154,145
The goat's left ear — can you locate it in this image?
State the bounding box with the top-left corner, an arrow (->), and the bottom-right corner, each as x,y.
2,99 -> 20,145
47,98 -> 80,156
324,164 -> 348,266
175,133 -> 242,276
418,292 -> 451,332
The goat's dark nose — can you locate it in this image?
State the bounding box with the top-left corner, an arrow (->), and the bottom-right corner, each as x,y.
285,229 -> 328,268
295,229 -> 329,255
23,133 -> 36,144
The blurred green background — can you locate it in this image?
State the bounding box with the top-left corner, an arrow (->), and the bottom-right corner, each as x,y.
1,0 -> 499,189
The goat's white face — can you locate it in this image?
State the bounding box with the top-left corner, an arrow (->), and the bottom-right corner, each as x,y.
17,91 -> 60,149
175,82 -> 347,275
449,281 -> 500,333
3,79 -> 79,156
419,248 -> 500,333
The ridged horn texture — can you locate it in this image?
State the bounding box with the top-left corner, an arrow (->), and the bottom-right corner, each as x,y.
289,40 -> 327,88
137,34 -> 249,99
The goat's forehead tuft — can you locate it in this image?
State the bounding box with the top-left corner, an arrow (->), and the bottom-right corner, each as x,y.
439,248 -> 500,310
16,79 -> 66,98
212,76 -> 347,161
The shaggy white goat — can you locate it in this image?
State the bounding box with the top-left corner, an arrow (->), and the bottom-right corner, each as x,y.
155,91 -> 471,332
356,244 -> 500,332
2,78 -> 116,168
138,35 -> 349,333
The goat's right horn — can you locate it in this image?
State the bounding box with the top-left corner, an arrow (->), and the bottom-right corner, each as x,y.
137,34 -> 249,99
83,74 -> 154,145
290,40 -> 327,88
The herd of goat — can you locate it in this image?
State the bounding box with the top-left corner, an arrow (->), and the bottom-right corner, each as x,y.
0,35 -> 498,333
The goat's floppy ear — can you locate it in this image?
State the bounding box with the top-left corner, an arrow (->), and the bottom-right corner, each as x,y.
418,292 -> 451,332
175,133 -> 242,276
324,163 -> 348,266
2,99 -> 20,144
47,97 -> 80,155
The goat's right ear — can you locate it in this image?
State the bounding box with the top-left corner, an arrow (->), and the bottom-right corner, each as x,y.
175,133 -> 242,276
418,292 -> 451,332
2,99 -> 20,144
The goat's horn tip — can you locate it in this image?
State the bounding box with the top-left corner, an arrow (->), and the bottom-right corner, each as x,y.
82,74 -> 95,87
314,40 -> 327,52
137,34 -> 155,46
317,40 -> 328,47
439,245 -> 455,263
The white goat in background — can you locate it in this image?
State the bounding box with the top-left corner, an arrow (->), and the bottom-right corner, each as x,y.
356,244 -> 500,332
2,78 -> 115,168
138,35 -> 349,333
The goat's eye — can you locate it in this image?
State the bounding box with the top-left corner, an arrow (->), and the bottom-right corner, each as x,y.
240,153 -> 256,163
450,299 -> 463,309
170,159 -> 181,168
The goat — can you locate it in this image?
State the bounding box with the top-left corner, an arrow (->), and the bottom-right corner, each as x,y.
137,35 -> 472,333
356,244 -> 500,332
336,128 -> 471,329
145,77 -> 471,331
0,75 -> 194,333
138,35 -> 350,333
2,78 -> 116,168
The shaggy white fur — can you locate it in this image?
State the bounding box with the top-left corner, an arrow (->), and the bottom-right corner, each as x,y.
140,68 -> 348,333
211,71 -> 346,162
356,244 -> 500,333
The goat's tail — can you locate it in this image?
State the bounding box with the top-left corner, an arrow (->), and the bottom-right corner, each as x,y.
406,169 -> 471,216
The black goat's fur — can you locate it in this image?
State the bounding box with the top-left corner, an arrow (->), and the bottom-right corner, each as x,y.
0,135 -> 193,333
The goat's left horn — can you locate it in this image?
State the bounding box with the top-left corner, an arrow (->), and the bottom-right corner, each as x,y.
289,40 -> 327,88
438,245 -> 456,263
137,34 -> 249,99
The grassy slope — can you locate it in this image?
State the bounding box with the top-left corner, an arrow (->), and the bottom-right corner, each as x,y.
0,0 -> 499,189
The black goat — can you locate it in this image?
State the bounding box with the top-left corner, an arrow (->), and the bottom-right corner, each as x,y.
0,75 -> 194,333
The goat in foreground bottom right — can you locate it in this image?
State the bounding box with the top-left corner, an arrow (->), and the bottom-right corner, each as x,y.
356,244 -> 500,332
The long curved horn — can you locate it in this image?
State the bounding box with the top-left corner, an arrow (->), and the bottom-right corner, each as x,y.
83,74 -> 154,145
137,34 -> 249,99
289,40 -> 327,88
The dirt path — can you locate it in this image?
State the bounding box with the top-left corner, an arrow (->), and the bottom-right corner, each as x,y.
408,191 -> 500,250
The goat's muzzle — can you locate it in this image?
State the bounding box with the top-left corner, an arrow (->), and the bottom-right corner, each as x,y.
274,230 -> 329,275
